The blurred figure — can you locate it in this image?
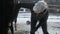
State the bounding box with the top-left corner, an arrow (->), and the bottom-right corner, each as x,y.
1,0 -> 19,34
8,18 -> 17,34
30,0 -> 49,34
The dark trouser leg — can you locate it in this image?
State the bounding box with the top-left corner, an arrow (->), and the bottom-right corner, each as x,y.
10,21 -> 14,34
35,21 -> 49,34
30,19 -> 37,34
35,21 -> 42,31
40,12 -> 49,34
15,18 -> 17,31
36,18 -> 49,34
41,21 -> 49,34
30,13 -> 37,34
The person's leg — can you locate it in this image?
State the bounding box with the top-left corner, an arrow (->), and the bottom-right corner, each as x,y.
30,13 -> 37,34
10,22 -> 14,34
41,21 -> 49,34
15,18 -> 17,31
40,12 -> 49,34
9,19 -> 14,34
35,20 -> 42,31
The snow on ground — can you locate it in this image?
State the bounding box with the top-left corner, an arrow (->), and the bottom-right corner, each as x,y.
13,13 -> 60,34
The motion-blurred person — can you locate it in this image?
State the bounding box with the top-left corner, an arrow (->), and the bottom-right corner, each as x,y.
1,0 -> 19,34
30,0 -> 49,34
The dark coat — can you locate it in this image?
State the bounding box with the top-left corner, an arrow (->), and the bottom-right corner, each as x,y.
0,0 -> 19,34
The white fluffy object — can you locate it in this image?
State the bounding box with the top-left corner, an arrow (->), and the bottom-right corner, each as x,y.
33,1 -> 48,13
